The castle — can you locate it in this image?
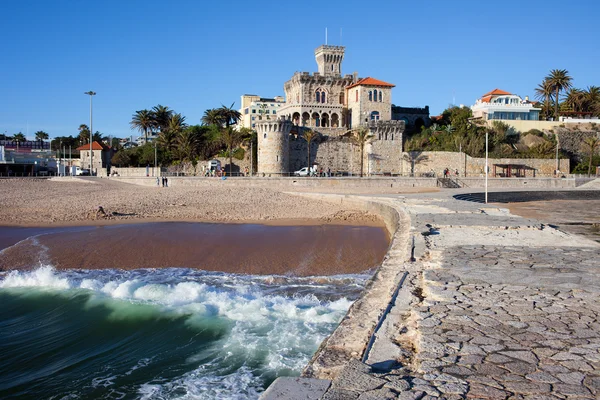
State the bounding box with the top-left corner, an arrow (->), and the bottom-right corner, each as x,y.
254,45 -> 410,176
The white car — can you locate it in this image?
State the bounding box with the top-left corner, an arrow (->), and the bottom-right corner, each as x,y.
294,167 -> 309,176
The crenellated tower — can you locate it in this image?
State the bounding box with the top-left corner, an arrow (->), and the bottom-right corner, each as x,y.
315,45 -> 345,77
256,117 -> 293,175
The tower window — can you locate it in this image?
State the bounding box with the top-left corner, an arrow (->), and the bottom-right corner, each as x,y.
316,91 -> 320,103
379,91 -> 382,102
369,91 -> 372,101
373,90 -> 377,102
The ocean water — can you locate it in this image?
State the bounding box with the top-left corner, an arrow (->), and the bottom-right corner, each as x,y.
0,266 -> 369,399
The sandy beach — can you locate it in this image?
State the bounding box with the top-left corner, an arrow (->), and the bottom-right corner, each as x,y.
0,178 -> 382,227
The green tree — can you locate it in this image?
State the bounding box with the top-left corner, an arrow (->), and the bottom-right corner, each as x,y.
585,86 -> 600,114
13,132 -> 26,143
301,128 -> 319,170
217,103 -> 242,128
221,127 -> 246,175
582,136 -> 600,176
152,104 -> 173,133
535,79 -> 554,120
201,108 -> 224,127
546,69 -> 573,120
348,126 -> 374,177
564,88 -> 586,112
111,150 -> 132,167
78,124 -> 90,145
130,109 -> 154,142
34,130 -> 49,144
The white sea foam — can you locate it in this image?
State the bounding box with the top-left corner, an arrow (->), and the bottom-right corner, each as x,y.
0,265 -> 70,289
0,266 -> 366,399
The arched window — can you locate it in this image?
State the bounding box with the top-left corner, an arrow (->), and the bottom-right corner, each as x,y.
379,91 -> 382,102
368,91 -> 372,101
264,133 -> 267,139
370,111 -> 380,121
316,91 -> 320,103
373,90 -> 377,102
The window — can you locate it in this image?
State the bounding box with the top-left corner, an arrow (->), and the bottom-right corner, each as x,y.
265,110 -> 270,114
316,91 -> 321,103
339,92 -> 344,104
252,109 -> 256,114
370,111 -> 380,121
322,92 -> 326,103
373,90 -> 377,102
244,108 -> 249,115
251,116 -> 255,121
369,91 -> 372,101
379,91 -> 382,102
272,110 -> 276,114
264,133 -> 267,139
252,124 -> 255,128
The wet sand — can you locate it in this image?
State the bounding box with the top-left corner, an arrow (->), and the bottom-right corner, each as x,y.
503,199 -> 600,242
0,222 -> 390,276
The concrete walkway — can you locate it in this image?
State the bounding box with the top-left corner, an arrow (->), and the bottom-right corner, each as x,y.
263,190 -> 600,399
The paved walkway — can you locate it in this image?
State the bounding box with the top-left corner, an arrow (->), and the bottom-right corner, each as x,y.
263,191 -> 600,399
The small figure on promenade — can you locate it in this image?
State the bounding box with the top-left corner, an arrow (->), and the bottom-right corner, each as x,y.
244,166 -> 249,176
327,167 -> 331,177
165,177 -> 168,187
455,169 -> 459,177
156,177 -> 160,187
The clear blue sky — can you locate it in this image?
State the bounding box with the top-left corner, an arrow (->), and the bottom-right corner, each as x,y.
2,0 -> 599,140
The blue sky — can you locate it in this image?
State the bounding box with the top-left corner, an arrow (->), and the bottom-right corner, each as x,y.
1,0 -> 599,140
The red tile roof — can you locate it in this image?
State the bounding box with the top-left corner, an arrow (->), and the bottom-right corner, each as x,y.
347,77 -> 395,89
482,88 -> 512,96
76,141 -> 109,151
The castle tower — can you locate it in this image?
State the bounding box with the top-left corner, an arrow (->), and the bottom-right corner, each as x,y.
256,117 -> 293,176
315,45 -> 345,77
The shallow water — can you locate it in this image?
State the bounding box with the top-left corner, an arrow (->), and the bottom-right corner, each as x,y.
0,222 -> 385,399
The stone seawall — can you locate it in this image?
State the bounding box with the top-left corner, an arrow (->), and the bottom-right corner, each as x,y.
112,176 -> 581,189
293,193 -> 411,380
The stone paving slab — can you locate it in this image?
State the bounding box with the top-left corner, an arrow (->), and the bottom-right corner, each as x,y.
260,377 -> 331,400
317,194 -> 600,399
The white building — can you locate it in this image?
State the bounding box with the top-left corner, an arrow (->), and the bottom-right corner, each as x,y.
471,89 -> 540,121
238,95 -> 285,129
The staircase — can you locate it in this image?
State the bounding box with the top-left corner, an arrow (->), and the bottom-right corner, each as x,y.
436,177 -> 462,188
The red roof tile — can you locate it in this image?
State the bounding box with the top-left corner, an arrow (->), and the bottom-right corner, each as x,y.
347,77 -> 395,89
482,88 -> 512,96
76,141 -> 109,151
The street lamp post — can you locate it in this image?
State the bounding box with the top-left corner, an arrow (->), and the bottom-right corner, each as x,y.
154,141 -> 157,176
84,91 -> 96,175
485,130 -> 489,204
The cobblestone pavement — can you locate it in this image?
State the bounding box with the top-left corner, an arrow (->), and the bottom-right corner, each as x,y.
320,195 -> 600,399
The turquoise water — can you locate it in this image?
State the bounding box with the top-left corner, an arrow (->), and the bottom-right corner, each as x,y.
0,267 -> 368,399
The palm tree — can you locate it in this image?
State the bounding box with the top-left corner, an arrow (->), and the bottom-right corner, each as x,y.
535,79 -> 554,120
78,124 -> 90,145
152,105 -> 173,132
546,69 -> 573,120
582,136 -> 600,176
34,130 -> 49,148
585,86 -> 600,114
130,109 -> 154,142
221,127 -> 245,176
347,126 -> 374,177
301,128 -> 319,170
201,108 -> 224,127
158,113 -> 187,153
564,88 -> 586,113
176,129 -> 201,174
217,103 -> 242,128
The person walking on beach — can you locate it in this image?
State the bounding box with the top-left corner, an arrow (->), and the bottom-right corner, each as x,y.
156,177 -> 160,187
165,177 -> 168,187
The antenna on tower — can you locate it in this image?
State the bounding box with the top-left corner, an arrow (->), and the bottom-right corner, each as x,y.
325,27 -> 328,45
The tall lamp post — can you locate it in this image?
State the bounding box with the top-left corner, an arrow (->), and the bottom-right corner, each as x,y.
84,91 -> 96,175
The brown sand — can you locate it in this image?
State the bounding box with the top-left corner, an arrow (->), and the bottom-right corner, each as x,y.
0,178 -> 382,227
0,222 -> 389,276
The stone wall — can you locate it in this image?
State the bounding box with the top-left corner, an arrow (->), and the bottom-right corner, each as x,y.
401,151 -> 570,177
110,166 -> 164,177
556,129 -> 600,163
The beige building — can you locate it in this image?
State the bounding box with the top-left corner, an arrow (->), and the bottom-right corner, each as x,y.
238,95 -> 285,129
257,44 -> 405,176
77,141 -> 113,175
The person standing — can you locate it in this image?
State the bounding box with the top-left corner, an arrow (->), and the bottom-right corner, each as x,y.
165,177 -> 168,187
156,177 -> 160,187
